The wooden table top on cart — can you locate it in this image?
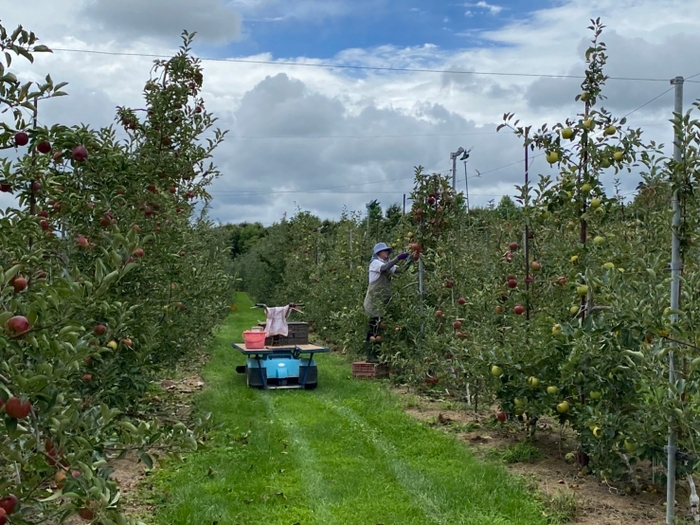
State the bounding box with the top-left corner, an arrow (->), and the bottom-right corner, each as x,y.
232,343 -> 329,355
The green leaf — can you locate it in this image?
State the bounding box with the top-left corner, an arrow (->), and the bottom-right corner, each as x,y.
2,264 -> 22,285
119,421 -> 138,433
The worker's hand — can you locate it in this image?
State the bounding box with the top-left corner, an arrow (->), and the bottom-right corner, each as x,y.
397,252 -> 409,260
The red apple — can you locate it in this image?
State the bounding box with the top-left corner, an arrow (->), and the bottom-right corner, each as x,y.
556,276 -> 568,286
509,242 -> 518,251
4,397 -> 31,419
497,411 -> 507,423
14,132 -> 29,146
505,252 -> 513,262
82,374 -> 92,382
427,196 -> 436,206
514,304 -> 525,315
100,217 -> 112,228
525,276 -> 534,283
77,508 -> 95,520
0,494 -> 18,515
133,248 -> 145,258
458,297 -> 466,305
122,338 -> 133,347
530,261 -> 542,271
12,276 -> 27,293
507,279 -> 517,289
445,279 -> 454,289
436,310 -> 444,318
31,181 -> 42,192
4,315 -> 30,336
72,145 -> 88,162
0,183 -> 11,192
453,320 -> 462,329
37,141 -> 52,154
76,236 -> 89,248
93,324 -> 107,336
495,305 -> 504,314
132,224 -> 141,232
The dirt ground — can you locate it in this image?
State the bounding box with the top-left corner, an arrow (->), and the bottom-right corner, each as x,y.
400,387 -> 686,525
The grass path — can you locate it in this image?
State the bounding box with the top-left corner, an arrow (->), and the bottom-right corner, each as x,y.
146,293 -> 549,525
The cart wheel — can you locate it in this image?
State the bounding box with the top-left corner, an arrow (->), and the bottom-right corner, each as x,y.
304,382 -> 318,390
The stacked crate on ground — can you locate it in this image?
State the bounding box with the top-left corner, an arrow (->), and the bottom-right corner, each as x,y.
352,361 -> 390,379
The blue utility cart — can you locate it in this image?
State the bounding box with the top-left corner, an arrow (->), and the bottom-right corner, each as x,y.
232,343 -> 329,390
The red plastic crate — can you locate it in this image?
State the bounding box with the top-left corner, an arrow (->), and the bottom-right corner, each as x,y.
352,361 -> 390,379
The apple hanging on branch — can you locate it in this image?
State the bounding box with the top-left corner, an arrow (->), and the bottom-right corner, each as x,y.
4,397 -> 31,419
72,144 -> 88,162
4,315 -> 30,336
14,131 -> 29,146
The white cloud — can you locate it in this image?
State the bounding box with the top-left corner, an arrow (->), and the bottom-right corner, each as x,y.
81,0 -> 242,44
465,1 -> 504,16
2,0 -> 700,224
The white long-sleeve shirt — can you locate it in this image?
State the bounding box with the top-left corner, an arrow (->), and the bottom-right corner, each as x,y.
368,258 -> 398,284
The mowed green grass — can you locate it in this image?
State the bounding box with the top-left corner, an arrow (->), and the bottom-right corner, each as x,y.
145,292 -> 548,525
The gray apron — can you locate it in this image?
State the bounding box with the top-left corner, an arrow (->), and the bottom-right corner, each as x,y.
364,270 -> 392,318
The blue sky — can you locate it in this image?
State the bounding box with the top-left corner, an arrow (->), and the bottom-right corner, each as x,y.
222,0 -> 554,59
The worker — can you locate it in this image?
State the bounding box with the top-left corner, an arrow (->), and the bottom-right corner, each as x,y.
363,242 -> 409,362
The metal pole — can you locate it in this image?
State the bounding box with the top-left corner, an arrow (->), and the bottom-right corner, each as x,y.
463,161 -> 470,214
403,194 -> 406,215
418,257 -> 425,338
451,154 -> 457,190
667,74 -> 684,525
29,96 -> 38,249
524,131 -> 530,321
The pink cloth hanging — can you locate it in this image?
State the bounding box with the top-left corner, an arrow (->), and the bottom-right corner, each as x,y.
265,306 -> 291,337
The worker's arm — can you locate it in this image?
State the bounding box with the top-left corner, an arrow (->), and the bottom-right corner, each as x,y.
380,253 -> 409,273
